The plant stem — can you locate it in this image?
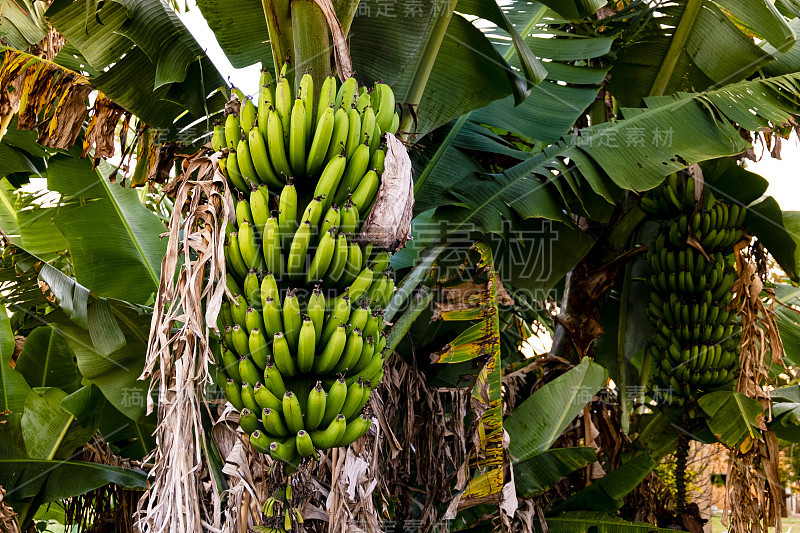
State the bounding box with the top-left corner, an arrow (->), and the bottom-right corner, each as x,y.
649,0 -> 703,97
675,433 -> 690,513
398,4 -> 456,142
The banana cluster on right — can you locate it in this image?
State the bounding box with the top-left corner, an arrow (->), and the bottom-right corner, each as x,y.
213,66 -> 400,464
641,173 -> 745,400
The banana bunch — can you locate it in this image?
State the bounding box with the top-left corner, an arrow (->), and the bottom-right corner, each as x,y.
213,66 -> 400,462
643,173 -> 745,400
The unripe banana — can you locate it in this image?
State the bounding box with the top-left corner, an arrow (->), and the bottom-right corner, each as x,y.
282,289 -> 302,351
250,186 -> 270,230
273,331 -> 297,377
263,362 -> 287,398
279,180 -> 298,240
289,97 -> 307,177
248,327 -> 270,369
237,221 -> 262,270
241,98 -> 257,133
297,316 -> 316,373
212,120 -> 225,152
326,232 -> 349,286
269,435 -> 297,463
313,154 -> 347,212
334,143 -> 370,205
299,72 -> 315,142
356,91 -> 371,113
221,345 -> 241,381
262,215 -> 285,277
306,105 -> 334,176
320,205 -> 340,239
224,378 -> 244,410
258,70 -> 274,139
262,407 -> 289,437
369,122 -> 382,157
309,414 -> 346,449
267,107 -> 292,178
307,287 -> 325,344
241,382 -> 260,413
239,408 -> 261,434
239,267 -> 256,301
254,382 -> 283,411
336,76 -> 357,110
333,327 -> 364,373
248,127 -> 283,188
296,430 -> 317,458
339,200 -> 359,234
224,112 -> 240,150
339,239 -> 363,286
371,147 -> 386,174
341,378 -> 366,420
236,198 -> 254,227
282,391 -> 304,434
372,83 -> 395,133
313,324 -> 347,373
230,322 -> 249,354
306,229 -> 336,283
263,296 -> 283,338
389,112 -> 399,135
317,75 -> 337,115
349,265 -> 375,303
275,75 -> 292,146
351,169 -> 380,216
300,195 -> 325,228
325,107 -> 350,162
226,149 -> 250,192
236,135 -> 259,187
345,107 -> 362,159
360,106 -> 376,147
305,381 -> 326,431
239,355 -> 261,387
337,412 -> 371,447
288,221 -> 312,279
321,291 -> 351,343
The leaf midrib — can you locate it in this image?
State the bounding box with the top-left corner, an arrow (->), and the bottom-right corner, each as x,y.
95,169 -> 160,289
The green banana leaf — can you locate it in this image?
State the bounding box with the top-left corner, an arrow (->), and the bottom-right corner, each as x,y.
14,326 -> 80,393
46,156 -> 167,304
0,0 -> 48,50
774,284 -> 800,367
608,0 -> 791,106
554,453 -> 656,514
745,197 -> 798,281
21,387 -> 90,461
0,304 -> 29,414
428,71 -> 800,238
506,357 -> 606,462
0,458 -> 146,504
46,0 -> 227,128
698,390 -> 764,449
0,179 -> 68,260
769,385 -> 800,442
195,0 -> 272,69
514,447 -> 597,498
543,510 -> 688,533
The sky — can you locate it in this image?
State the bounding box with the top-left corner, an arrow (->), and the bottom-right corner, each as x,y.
178,4 -> 800,213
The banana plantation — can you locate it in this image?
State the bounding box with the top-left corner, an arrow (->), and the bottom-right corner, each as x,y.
4,0 -> 800,532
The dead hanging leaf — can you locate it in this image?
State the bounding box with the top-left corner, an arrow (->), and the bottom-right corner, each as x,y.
37,81 -> 93,149
0,50 -> 29,114
17,62 -> 53,129
83,94 -> 126,159
358,133 -> 414,251
311,0 -> 353,80
147,142 -> 180,186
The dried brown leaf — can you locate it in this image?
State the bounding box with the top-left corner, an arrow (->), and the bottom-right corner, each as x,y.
311,0 -> 353,81
82,93 -> 126,159
358,134 -> 413,251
